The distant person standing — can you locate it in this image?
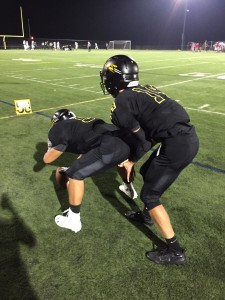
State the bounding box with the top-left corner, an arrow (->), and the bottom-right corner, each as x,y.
3,36 -> 6,50
75,42 -> 79,50
194,42 -> 200,52
87,41 -> 91,52
44,41 -> 47,49
31,40 -> 36,50
25,41 -> 30,50
95,42 -> 98,50
23,40 -> 29,50
23,40 -> 26,50
202,40 -> 208,51
106,42 -> 108,50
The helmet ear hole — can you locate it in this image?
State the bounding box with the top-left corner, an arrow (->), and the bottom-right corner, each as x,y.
100,55 -> 139,97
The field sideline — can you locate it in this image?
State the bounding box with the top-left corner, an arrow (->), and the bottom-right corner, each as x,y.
0,49 -> 225,300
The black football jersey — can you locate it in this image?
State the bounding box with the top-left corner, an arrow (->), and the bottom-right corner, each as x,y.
48,117 -> 104,154
111,85 -> 191,142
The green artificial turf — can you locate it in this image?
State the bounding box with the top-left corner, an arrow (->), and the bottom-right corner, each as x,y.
0,49 -> 225,300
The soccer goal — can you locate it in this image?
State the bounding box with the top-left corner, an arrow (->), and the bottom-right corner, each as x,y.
108,40 -> 131,50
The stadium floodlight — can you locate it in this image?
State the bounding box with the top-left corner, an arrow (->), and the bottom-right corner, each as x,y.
181,0 -> 189,50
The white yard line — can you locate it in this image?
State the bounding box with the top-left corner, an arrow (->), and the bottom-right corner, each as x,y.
157,73 -> 225,88
1,95 -> 225,120
184,107 -> 225,116
5,71 -> 224,96
68,83 -> 80,87
1,68 -> 225,120
142,61 -> 209,72
45,75 -> 98,81
1,54 -> 218,75
0,66 -> 78,75
0,96 -> 111,120
198,104 -> 210,109
33,96 -> 111,113
138,54 -> 222,64
5,74 -> 101,94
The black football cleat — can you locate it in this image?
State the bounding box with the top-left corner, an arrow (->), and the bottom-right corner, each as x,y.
124,210 -> 154,226
146,247 -> 186,266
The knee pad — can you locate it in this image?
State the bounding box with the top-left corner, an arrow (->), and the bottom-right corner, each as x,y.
66,167 -> 87,180
140,184 -> 161,210
67,171 -> 85,181
141,196 -> 161,210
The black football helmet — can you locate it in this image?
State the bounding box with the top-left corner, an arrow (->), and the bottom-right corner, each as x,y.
51,109 -> 76,125
100,55 -> 139,97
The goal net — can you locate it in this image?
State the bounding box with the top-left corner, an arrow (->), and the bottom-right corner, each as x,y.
108,40 -> 131,50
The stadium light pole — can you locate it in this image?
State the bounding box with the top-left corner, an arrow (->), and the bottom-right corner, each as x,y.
181,0 -> 189,50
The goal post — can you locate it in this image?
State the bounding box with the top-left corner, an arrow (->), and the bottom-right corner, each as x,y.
0,6 -> 24,49
108,40 -> 131,50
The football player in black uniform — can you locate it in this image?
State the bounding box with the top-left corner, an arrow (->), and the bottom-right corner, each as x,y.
43,109 -> 132,233
100,55 -> 199,265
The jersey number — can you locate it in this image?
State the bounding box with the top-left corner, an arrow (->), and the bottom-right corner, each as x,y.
133,85 -> 168,104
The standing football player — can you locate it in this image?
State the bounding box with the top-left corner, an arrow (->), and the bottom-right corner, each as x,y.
87,41 -> 91,51
100,55 -> 199,265
43,109 -> 137,233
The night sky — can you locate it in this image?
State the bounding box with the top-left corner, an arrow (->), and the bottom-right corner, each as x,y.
1,0 -> 225,46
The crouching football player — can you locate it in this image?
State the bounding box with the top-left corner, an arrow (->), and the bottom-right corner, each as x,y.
43,109 -> 135,233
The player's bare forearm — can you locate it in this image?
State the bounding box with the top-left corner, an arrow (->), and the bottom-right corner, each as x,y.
43,148 -> 63,164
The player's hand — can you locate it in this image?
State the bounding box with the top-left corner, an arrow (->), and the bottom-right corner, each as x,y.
119,160 -> 135,182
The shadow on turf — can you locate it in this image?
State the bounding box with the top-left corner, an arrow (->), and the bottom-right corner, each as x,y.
91,169 -> 166,249
33,142 -> 165,248
47,165 -> 166,248
33,142 -> 47,172
33,142 -> 75,212
33,142 -> 77,173
0,193 -> 38,299
49,170 -> 69,212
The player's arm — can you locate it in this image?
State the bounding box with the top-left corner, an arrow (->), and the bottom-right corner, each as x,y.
128,126 -> 152,162
43,131 -> 67,164
120,125 -> 152,162
112,102 -> 152,162
43,148 -> 63,164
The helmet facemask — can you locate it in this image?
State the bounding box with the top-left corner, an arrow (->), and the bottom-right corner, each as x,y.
100,70 -> 121,97
100,70 -> 108,95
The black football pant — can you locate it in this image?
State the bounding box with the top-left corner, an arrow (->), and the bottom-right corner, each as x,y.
66,135 -> 130,180
140,129 -> 199,209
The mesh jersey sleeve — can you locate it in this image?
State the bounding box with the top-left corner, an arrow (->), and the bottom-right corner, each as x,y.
48,125 -> 68,152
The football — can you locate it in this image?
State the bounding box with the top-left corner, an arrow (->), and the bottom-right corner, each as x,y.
55,167 -> 69,189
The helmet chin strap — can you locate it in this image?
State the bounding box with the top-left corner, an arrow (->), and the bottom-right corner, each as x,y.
127,81 -> 139,87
